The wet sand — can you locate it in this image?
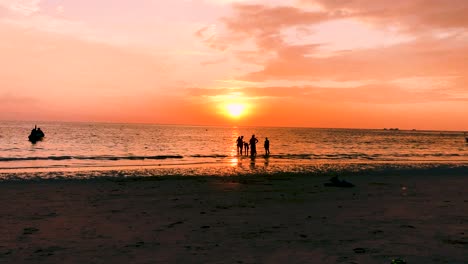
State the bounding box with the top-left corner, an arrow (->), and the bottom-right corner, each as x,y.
1,171 -> 467,263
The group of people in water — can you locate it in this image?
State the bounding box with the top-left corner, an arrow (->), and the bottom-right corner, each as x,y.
236,134 -> 270,157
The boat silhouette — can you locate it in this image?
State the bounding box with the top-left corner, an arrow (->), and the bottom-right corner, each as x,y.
28,125 -> 45,143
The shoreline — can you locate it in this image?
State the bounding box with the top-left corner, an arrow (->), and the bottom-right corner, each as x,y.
1,162 -> 468,181
1,166 -> 467,263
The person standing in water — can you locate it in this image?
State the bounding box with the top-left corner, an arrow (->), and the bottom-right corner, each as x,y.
244,141 -> 249,156
240,136 -> 244,154
264,137 -> 270,156
236,136 -> 244,155
249,134 -> 259,157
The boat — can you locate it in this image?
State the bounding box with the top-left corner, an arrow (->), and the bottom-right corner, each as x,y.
28,125 -> 45,143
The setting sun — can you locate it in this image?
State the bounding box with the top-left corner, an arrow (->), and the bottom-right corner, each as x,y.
225,103 -> 247,118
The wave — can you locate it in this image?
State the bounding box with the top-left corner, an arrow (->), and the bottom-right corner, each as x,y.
245,153 -> 468,161
267,153 -> 381,160
0,152 -> 467,163
0,155 -> 183,162
190,154 -> 229,158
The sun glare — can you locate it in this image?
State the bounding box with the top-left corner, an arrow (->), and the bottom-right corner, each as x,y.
225,103 -> 246,118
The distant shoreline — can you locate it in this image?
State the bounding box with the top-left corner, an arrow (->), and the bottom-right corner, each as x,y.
1,119 -> 466,133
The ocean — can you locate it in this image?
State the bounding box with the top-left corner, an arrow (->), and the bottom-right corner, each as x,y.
1,121 -> 467,179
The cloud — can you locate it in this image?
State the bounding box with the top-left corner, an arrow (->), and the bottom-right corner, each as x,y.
223,4 -> 333,52
223,4 -> 330,35
0,92 -> 40,120
241,35 -> 468,82
305,0 -> 468,32
200,57 -> 228,66
0,92 -> 38,105
55,5 -> 64,14
203,0 -> 298,6
0,0 -> 41,16
195,1 -> 468,104
194,23 -> 228,51
2,15 -> 90,38
203,0 -> 249,5
186,82 -> 468,104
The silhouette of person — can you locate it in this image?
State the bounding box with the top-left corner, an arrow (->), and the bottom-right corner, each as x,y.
236,136 -> 243,154
264,137 -> 270,155
36,127 -> 44,137
249,134 -> 258,157
239,136 -> 244,154
243,141 -> 249,156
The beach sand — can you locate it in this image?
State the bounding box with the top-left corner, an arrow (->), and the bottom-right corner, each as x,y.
1,169 -> 467,263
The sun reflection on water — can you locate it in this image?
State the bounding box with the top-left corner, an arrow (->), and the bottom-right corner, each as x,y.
230,157 -> 238,167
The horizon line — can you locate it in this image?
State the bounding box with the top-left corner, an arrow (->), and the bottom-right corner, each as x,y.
0,119 -> 466,133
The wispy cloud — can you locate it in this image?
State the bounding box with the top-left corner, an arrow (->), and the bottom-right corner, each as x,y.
0,92 -> 38,105
187,82 -> 468,104
304,0 -> 468,32
0,0 -> 41,16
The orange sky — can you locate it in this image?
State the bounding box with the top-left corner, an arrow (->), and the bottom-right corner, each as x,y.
1,0 -> 467,130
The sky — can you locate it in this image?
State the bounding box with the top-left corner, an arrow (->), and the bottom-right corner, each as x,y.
1,0 -> 468,130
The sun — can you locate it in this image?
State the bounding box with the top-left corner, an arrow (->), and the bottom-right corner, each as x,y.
225,103 -> 247,118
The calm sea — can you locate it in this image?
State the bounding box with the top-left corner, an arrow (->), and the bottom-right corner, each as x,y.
1,121 -> 467,178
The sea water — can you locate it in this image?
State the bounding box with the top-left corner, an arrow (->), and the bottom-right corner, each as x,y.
0,121 -> 467,179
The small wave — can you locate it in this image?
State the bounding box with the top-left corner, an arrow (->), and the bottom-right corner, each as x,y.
0,156 -> 73,161
0,155 -> 183,162
272,154 -> 313,159
190,154 -> 229,158
77,155 -> 184,160
393,153 -> 464,157
270,153 -> 383,160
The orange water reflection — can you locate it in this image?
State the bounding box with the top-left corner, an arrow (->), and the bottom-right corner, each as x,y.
230,157 -> 239,167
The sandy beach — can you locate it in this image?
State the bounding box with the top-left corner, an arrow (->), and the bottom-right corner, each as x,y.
1,168 -> 467,264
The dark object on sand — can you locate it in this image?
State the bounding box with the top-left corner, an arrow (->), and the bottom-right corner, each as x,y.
28,125 -> 45,143
353,247 -> 366,254
324,176 -> 355,188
